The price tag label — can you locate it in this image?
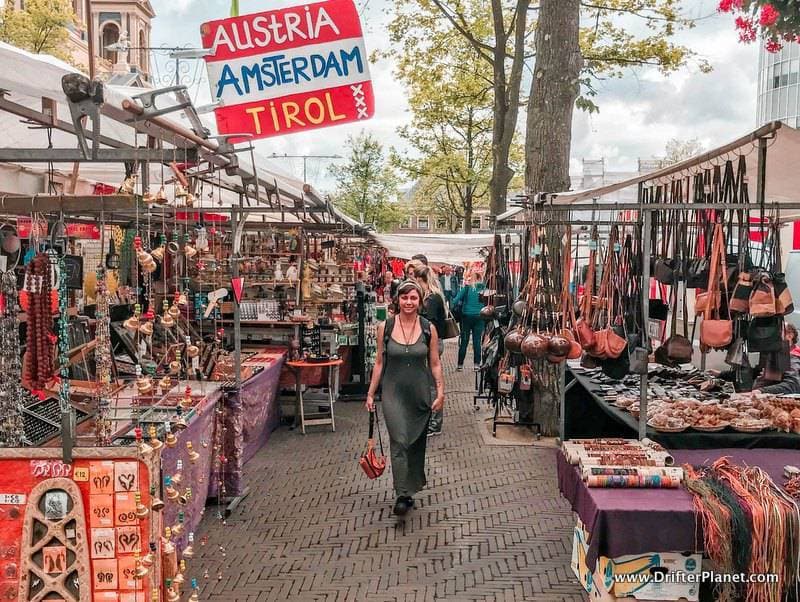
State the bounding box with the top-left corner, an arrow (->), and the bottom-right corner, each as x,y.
73,467 -> 89,482
0,493 -> 25,505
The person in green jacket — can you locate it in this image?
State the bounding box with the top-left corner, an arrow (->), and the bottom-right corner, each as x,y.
452,270 -> 486,371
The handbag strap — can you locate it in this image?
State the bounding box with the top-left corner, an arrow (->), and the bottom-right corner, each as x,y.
368,409 -> 384,456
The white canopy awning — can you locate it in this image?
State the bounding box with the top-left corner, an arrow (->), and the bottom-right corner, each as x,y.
499,121 -> 800,222
0,42 -> 360,227
370,233 -> 493,263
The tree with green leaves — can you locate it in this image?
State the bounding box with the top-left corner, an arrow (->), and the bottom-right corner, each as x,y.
329,132 -> 404,232
388,19 -> 524,233
386,0 -> 531,218
0,0 -> 76,63
525,1 -> 707,197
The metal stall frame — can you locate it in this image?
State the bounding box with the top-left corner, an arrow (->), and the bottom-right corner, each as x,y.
501,199 -> 800,442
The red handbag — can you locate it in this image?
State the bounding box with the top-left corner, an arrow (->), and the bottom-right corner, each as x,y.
359,410 -> 386,479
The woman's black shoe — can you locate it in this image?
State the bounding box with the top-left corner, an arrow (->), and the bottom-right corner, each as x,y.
393,497 -> 410,516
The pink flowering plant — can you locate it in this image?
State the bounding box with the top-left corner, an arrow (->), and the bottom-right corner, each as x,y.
719,0 -> 800,52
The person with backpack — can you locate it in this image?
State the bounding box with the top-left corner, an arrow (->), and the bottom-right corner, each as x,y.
413,264 -> 447,436
366,280 -> 445,516
451,269 -> 486,371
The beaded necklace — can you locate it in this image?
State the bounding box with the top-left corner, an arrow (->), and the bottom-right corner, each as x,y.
0,270 -> 23,445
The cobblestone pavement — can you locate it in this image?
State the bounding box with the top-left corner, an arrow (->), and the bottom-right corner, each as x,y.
193,341 -> 586,601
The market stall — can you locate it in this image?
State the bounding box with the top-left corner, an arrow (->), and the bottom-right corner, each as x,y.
489,122 -> 800,600
0,40 -> 372,602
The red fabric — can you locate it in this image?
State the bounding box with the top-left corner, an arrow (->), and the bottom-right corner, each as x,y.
790,345 -> 800,358
793,221 -> 800,250
749,217 -> 768,243
93,183 -> 116,195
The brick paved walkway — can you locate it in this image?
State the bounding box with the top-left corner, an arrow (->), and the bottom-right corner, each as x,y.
193,341 -> 586,601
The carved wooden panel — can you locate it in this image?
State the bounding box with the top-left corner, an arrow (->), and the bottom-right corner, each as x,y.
18,478 -> 91,602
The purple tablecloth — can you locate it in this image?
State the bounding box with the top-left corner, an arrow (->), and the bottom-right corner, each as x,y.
160,381 -> 224,550
557,448 -> 797,571
208,352 -> 285,498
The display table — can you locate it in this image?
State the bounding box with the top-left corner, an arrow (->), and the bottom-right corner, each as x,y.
565,367 -> 800,449
159,381 -> 223,550
557,447 -> 796,570
286,359 -> 344,434
211,349 -> 286,499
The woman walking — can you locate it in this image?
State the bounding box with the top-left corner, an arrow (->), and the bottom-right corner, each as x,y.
366,280 -> 445,516
413,264 -> 447,436
452,269 -> 486,371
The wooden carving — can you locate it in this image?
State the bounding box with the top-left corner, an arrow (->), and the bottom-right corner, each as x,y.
18,478 -> 91,602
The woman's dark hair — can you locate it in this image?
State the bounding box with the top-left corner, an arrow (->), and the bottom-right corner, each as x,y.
390,280 -> 423,314
786,323 -> 798,346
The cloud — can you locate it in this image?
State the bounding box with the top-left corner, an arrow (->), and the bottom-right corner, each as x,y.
148,0 -> 764,190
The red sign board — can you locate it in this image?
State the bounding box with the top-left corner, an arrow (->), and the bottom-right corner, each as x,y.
200,0 -> 374,141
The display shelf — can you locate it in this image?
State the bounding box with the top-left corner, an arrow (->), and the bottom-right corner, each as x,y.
220,320 -> 297,325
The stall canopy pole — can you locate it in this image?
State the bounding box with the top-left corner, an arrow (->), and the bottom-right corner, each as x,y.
639,210 -> 652,440
757,136 -> 768,205
232,205 -> 242,390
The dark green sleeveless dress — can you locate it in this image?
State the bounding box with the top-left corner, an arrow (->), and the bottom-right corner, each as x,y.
382,333 -> 433,498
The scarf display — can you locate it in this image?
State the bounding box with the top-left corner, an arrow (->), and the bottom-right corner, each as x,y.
684,457 -> 800,602
0,270 -> 24,445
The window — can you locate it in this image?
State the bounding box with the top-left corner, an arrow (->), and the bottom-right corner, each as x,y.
436,218 -> 447,230
101,23 -> 120,63
471,217 -> 481,229
417,217 -> 429,230
399,217 -> 411,229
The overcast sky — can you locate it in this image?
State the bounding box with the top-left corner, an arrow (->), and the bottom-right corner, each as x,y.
149,0 -> 760,192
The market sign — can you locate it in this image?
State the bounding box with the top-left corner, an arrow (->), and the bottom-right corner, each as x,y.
200,0 -> 374,141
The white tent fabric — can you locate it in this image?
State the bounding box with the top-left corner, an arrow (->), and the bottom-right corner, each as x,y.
370,233 -> 494,263
0,42 -> 332,212
498,121 -> 800,222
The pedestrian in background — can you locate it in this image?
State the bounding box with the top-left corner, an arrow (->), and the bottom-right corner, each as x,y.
451,269 -> 486,371
439,265 -> 460,308
413,264 -> 447,436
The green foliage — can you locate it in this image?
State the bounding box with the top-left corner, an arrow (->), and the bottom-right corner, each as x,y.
383,0 -> 528,224
0,0 -> 76,62
578,0 -> 710,106
328,132 -> 404,232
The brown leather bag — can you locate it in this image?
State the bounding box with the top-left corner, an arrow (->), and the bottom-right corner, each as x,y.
577,240 -> 597,350
604,328 -> 627,359
359,410 -> 386,479
700,223 -> 733,351
749,273 -> 777,317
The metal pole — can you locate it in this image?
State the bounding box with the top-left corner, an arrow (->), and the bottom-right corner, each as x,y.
86,0 -> 95,79
756,137 -> 768,205
559,362 -> 566,443
232,205 -> 242,390
639,210 -> 652,441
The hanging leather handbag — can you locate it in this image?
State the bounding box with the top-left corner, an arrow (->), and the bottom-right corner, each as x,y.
654,258 -> 680,285
730,271 -> 754,315
359,409 -> 386,479
629,345 -> 649,375
657,278 -> 693,365
649,282 -> 669,321
749,272 -> 777,317
576,241 -> 597,350
725,333 -> 748,367
747,316 -> 783,352
685,257 -> 710,289
700,223 -> 733,351
773,272 -> 794,315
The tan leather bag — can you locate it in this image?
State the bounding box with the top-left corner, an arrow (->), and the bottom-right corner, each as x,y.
749,273 -> 777,317
699,223 -> 733,351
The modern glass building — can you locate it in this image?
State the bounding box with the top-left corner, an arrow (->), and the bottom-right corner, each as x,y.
757,43 -> 800,126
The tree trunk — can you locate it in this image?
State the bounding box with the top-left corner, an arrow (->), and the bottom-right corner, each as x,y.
525,0 -> 581,437
489,0 -> 530,218
525,0 -> 582,195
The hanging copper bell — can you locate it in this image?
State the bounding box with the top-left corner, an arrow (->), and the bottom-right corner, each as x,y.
504,328 -> 525,353
521,332 -> 549,360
